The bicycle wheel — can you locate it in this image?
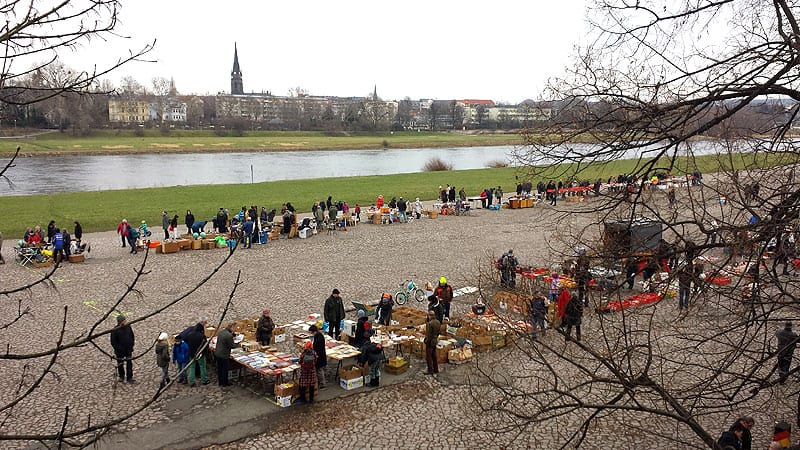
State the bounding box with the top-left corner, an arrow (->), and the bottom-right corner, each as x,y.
413,289 -> 427,302
395,291 -> 408,305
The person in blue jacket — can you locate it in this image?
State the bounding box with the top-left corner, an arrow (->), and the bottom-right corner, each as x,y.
172,335 -> 190,384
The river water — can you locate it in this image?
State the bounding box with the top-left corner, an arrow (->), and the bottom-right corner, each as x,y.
0,146 -> 519,196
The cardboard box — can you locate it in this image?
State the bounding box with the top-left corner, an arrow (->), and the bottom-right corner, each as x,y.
191,240 -> 203,250
385,361 -> 409,375
154,245 -> 163,254
388,356 -> 408,368
204,326 -> 216,338
68,254 -> 85,263
162,241 -> 180,254
272,333 -> 286,344
472,335 -> 492,347
339,364 -> 364,381
276,395 -> 294,408
428,211 -> 438,219
339,376 -> 364,390
274,382 -> 299,398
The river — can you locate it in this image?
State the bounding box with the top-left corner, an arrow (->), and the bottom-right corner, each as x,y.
0,146 -> 519,196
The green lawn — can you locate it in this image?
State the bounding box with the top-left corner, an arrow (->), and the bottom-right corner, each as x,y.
2,149 -> 792,238
0,130 -> 524,156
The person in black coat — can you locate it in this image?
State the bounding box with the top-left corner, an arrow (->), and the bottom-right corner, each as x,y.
110,315 -> 135,382
353,310 -> 370,347
717,422 -> 745,450
73,221 -> 83,243
564,294 -> 583,342
309,325 -> 327,388
185,210 -> 195,234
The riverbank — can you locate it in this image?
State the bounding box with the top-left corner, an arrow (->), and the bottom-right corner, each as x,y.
0,149 -> 761,235
0,130 -> 525,157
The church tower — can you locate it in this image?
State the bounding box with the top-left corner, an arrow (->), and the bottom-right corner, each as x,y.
231,43 -> 244,95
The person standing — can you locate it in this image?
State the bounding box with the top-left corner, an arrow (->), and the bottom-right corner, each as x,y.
155,332 -> 171,389
424,310 -> 440,375
110,315 -> 135,383
435,277 -> 454,321
678,267 -> 692,310
172,335 -> 190,384
169,215 -> 179,240
255,309 -> 275,346
73,221 -> 83,244
185,210 -> 195,234
242,216 -> 255,248
376,293 -> 394,326
126,226 -> 139,254
397,197 -> 407,223
353,310 -> 371,348
427,295 -> 444,323
324,289 -> 345,340
716,422 -> 745,450
495,186 -> 503,205
624,257 -> 639,290
161,211 -> 169,240
298,341 -> 318,403
564,294 -> 583,342
214,323 -> 237,387
46,220 -> 56,244
413,198 -> 423,219
184,323 -> 209,386
117,219 -> 129,247
733,416 -> 754,450
499,250 -> 519,289
52,228 -> 65,263
556,286 -> 571,329
0,230 -> 4,264
309,324 -> 327,389
776,321 -> 798,384
530,291 -> 547,339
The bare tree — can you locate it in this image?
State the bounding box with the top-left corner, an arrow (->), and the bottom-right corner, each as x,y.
467,1 -> 800,448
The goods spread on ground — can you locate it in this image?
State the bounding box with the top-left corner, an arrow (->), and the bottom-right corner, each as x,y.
195,303 -> 528,407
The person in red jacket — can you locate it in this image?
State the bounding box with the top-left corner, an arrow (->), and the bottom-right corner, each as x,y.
116,219 -> 130,247
556,287 -> 571,329
434,277 -> 454,321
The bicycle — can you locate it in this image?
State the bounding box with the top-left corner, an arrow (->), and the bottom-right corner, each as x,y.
394,279 -> 427,305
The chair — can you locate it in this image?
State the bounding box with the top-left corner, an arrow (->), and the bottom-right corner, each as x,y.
15,247 -> 37,266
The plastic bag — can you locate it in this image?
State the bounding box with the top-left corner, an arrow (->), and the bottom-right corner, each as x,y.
322,321 -> 329,332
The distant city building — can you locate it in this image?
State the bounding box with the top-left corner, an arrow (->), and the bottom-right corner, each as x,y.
231,43 -> 244,95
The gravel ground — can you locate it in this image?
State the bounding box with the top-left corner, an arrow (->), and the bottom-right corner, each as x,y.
1,190 -> 796,449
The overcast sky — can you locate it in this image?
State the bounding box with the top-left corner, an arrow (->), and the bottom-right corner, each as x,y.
62,1 -> 588,103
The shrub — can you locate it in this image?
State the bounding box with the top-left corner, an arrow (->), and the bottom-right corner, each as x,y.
423,157 -> 453,172
486,159 -> 509,168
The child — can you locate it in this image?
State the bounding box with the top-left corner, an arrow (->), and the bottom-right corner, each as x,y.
155,332 -> 171,389
172,335 -> 190,384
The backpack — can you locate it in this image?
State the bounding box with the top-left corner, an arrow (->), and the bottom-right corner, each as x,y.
301,349 -> 315,368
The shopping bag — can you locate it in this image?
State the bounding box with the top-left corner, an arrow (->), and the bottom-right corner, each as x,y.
322,321 -> 329,332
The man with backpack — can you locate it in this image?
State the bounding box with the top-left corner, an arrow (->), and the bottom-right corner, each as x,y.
434,277 -> 454,321
498,250 -> 519,289
530,291 -> 548,339
376,293 -> 394,326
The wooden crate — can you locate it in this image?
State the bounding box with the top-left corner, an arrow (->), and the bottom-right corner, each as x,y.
162,241 -> 180,254
176,239 -> 192,250
191,240 -> 202,250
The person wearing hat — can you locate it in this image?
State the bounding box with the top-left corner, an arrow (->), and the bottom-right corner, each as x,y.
256,309 -> 275,346
110,315 -> 135,383
353,309 -> 372,348
413,197 -> 423,219
155,332 -> 171,389
376,293 -> 394,326
776,321 -> 798,383
434,277 -> 454,321
324,289 -> 345,340
298,341 -> 318,403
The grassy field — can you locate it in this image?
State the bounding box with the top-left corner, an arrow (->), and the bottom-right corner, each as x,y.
0,130 -> 525,156
1,149 -> 792,237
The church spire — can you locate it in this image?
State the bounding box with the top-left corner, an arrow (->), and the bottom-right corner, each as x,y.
231,43 -> 244,95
